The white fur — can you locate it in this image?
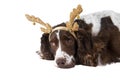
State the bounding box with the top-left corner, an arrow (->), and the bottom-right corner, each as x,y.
81,10 -> 120,36
55,30 -> 74,65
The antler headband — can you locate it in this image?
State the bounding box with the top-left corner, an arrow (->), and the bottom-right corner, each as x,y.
66,4 -> 83,32
25,14 -> 52,33
25,4 -> 83,38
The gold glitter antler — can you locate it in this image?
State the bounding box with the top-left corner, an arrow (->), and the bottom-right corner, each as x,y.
66,4 -> 83,31
25,14 -> 52,33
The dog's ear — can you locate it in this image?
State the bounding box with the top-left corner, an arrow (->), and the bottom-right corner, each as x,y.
75,28 -> 93,64
40,33 -> 54,60
75,29 -> 85,51
76,29 -> 93,51
84,32 -> 93,51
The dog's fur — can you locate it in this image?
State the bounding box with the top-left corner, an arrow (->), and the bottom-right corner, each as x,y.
37,11 -> 120,68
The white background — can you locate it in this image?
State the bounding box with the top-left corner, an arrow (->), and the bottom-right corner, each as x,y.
0,0 -> 120,80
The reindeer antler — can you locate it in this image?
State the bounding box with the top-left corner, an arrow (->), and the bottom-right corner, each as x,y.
66,4 -> 83,31
25,4 -> 82,34
25,14 -> 52,33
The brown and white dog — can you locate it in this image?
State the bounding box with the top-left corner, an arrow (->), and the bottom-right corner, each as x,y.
26,5 -> 120,68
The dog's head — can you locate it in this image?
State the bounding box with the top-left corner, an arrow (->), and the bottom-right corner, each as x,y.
26,5 -> 87,68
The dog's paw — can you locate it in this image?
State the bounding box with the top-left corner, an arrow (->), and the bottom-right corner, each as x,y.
36,50 -> 54,60
36,50 -> 44,59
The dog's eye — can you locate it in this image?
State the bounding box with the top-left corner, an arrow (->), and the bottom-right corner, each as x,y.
50,41 -> 57,47
62,37 -> 74,45
51,42 -> 56,46
63,36 -> 71,41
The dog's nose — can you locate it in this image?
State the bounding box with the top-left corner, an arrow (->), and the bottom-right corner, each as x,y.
56,58 -> 66,67
56,57 -> 75,68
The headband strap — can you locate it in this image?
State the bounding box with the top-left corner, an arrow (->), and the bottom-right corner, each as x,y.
49,26 -> 77,41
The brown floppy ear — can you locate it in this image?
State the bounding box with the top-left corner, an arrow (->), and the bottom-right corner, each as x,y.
74,19 -> 93,52
76,28 -> 93,51
75,29 -> 93,65
84,32 -> 93,51
81,23 -> 93,51
40,33 -> 54,60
